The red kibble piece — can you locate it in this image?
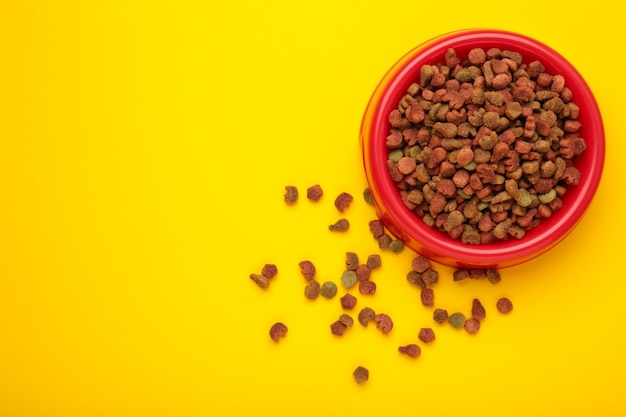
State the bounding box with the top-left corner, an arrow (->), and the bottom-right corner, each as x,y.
472,298 -> 486,320
420,288 -> 435,307
306,184 -> 324,201
367,254 -> 382,270
269,322 -> 288,342
373,313 -> 393,334
433,308 -> 448,324
496,297 -> 514,314
412,255 -> 432,273
261,264 -> 278,279
464,318 -> 481,334
359,280 -> 377,295
398,344 -> 422,358
355,264 -> 372,281
340,293 -> 357,310
369,219 -> 385,238
418,327 -> 436,343
299,260 -> 316,280
334,192 -> 354,212
353,366 -> 369,384
330,320 -> 348,336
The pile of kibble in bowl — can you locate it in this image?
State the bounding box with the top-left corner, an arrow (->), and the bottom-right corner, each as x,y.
250,183 -> 513,385
385,47 -> 585,244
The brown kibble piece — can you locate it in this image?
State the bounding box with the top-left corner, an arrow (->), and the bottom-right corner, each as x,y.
433,308 -> 449,324
269,322 -> 288,342
421,269 -> 439,286
329,218 -> 350,231
464,318 -> 481,334
306,184 -> 324,201
334,192 -> 354,212
373,313 -> 393,334
369,219 -> 385,238
340,293 -> 357,310
358,307 -> 376,326
304,279 -> 321,300
330,320 -> 348,336
250,273 -> 270,289
496,297 -> 514,314
359,280 -> 377,295
355,264 -> 372,281
284,186 -> 298,204
471,298 -> 486,320
412,255 -> 431,273
339,313 -> 354,327
377,233 -> 392,249
418,327 -> 436,343
398,344 -> 422,358
420,288 -> 435,307
262,264 -> 278,279
345,252 -> 360,271
487,269 -> 501,284
299,260 -> 316,280
367,254 -> 382,270
353,366 -> 369,384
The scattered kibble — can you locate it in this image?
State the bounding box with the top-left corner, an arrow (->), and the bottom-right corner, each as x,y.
407,271 -> 426,288
377,233 -> 392,249
448,312 -> 467,328
355,264 -> 372,281
421,269 -> 439,286
284,186 -> 298,204
304,279 -> 321,300
366,254 -> 382,270
358,307 -> 376,326
320,281 -> 338,299
418,327 -> 436,343
471,298 -> 486,321
412,255 -> 431,273
420,288 -> 435,307
340,293 -> 357,310
306,184 -> 324,201
339,313 -> 354,327
341,270 -> 358,288
389,239 -> 405,253
464,318 -> 481,334
250,273 -> 270,289
368,219 -> 385,238
345,252 -> 359,271
453,269 -> 470,281
363,187 -> 374,206
329,218 -> 350,232
261,264 -> 278,279
487,269 -> 502,284
373,313 -> 393,334
330,320 -> 348,336
496,297 -> 514,314
269,322 -> 288,342
398,344 -> 421,358
358,280 -> 377,295
299,260 -> 316,280
353,366 -> 369,384
334,192 -> 354,212
433,308 -> 449,324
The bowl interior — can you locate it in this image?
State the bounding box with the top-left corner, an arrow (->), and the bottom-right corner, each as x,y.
364,30 -> 605,267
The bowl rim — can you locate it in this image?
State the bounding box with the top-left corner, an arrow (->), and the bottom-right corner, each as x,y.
360,29 -> 605,268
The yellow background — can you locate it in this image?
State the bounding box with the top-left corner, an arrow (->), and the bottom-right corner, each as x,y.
1,1 -> 625,416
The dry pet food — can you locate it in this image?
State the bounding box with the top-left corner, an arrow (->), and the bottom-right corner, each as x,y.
262,264 -> 278,279
341,270 -> 358,288
269,322 -> 288,342
320,281 -> 338,299
339,313 -> 354,327
398,344 -> 422,358
385,47 -> 586,244
330,320 -> 348,336
345,252 -> 360,270
420,288 -> 435,307
363,187 -> 375,206
329,218 -> 350,232
334,192 -> 354,212
358,307 -> 376,326
340,293 -> 357,310
448,312 -> 467,328
299,260 -> 316,280
433,308 -> 449,324
368,219 -> 385,238
307,184 -> 324,201
304,279 -> 321,300
358,279 -> 377,295
418,327 -> 436,343
373,313 -> 394,334
250,273 -> 270,289
496,297 -> 514,313
487,269 -> 502,284
378,233 -> 393,249
367,254 -> 382,270
355,264 -> 372,281
464,318 -> 481,334
471,298 -> 486,320
412,255 -> 432,273
284,186 -> 298,204
353,366 -> 369,384
389,239 -> 405,253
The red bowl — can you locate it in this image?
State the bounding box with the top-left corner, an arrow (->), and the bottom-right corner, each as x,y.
360,29 -> 605,268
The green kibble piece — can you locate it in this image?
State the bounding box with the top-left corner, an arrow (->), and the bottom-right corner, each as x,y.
363,188 -> 374,206
463,161 -> 477,171
409,145 -> 422,158
516,188 -> 532,207
388,239 -> 405,253
448,312 -> 467,328
455,69 -> 473,82
320,281 -> 338,299
538,189 -> 557,204
457,189 -> 472,199
429,103 -> 443,120
389,149 -> 404,162
477,202 -> 489,211
341,270 -> 358,289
